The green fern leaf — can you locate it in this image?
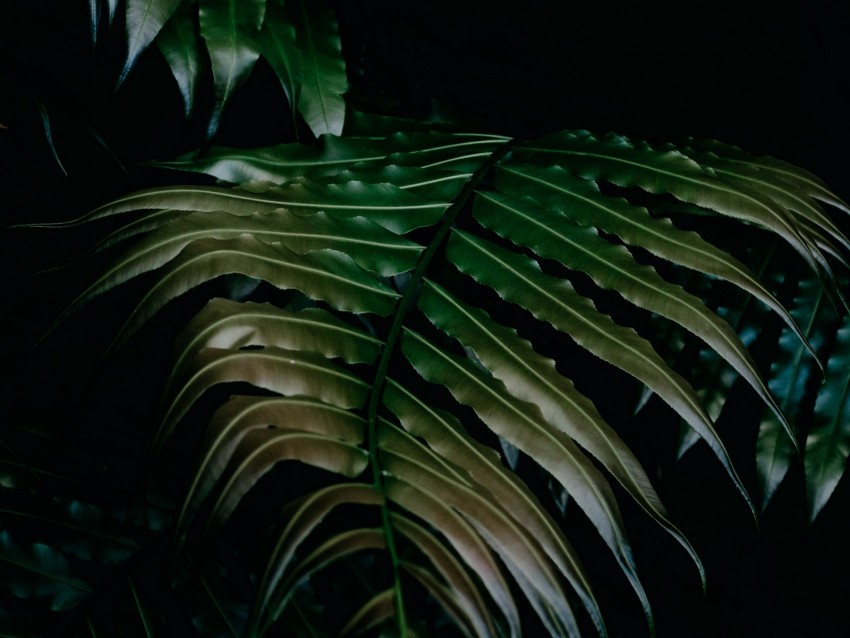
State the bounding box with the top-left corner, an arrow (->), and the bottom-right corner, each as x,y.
805,315 -> 850,522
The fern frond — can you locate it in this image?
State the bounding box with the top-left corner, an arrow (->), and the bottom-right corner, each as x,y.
46,128 -> 850,636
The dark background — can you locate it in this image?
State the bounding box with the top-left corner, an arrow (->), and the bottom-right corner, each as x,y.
2,2 -> 850,636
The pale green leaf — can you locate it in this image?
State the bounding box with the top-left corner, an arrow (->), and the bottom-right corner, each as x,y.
384,378 -> 605,634
392,515 -> 496,638
175,396 -> 367,549
171,299 -> 381,375
109,236 -> 399,348
381,434 -> 581,637
73,180 -> 449,235
416,280 -> 703,588
64,209 -> 420,317
383,478 -> 520,638
156,346 -> 369,453
203,428 -> 369,537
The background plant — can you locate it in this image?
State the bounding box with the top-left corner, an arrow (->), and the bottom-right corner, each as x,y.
2,2 -> 850,637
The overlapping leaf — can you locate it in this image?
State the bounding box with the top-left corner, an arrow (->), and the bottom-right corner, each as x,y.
42,128 -> 850,636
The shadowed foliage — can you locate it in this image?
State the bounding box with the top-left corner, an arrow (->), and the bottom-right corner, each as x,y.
2,1 -> 849,636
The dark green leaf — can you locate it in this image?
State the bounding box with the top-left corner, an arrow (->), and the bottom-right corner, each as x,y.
198,0 -> 265,139
157,1 -> 202,119
0,531 -> 92,612
290,0 -> 347,136
118,0 -> 182,88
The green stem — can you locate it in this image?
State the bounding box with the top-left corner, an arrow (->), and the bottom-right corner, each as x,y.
363,138 -> 515,636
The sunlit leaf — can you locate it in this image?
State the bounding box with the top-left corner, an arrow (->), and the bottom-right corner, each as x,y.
201,428 -> 369,538
109,236 -> 399,348
157,346 -> 370,452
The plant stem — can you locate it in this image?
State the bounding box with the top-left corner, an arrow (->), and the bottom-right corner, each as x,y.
363,136 -> 515,636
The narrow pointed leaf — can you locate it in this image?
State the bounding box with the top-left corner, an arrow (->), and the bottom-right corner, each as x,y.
198,0 -> 265,139
157,1 -> 202,119
688,138 -> 850,216
258,2 -> 298,105
806,316 -> 850,522
487,172 -> 815,364
417,280 -> 703,585
392,515 -> 497,638
128,579 -> 154,638
517,131 -> 827,276
152,132 -> 506,182
399,561 -> 476,638
250,484 -> 383,635
176,396 -> 366,546
269,528 -> 386,623
400,329 -> 652,631
682,146 -> 850,257
55,180 -> 450,235
66,209 -> 420,316
118,0 -> 182,88
384,379 -> 606,635
382,441 -> 581,638
290,0 -> 347,136
383,478 -> 520,638
758,277 -> 830,509
338,589 -> 395,637
447,229 -> 749,519
172,299 -> 381,375
35,98 -> 67,176
204,428 -> 369,536
157,346 -> 369,452
110,236 -> 399,348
